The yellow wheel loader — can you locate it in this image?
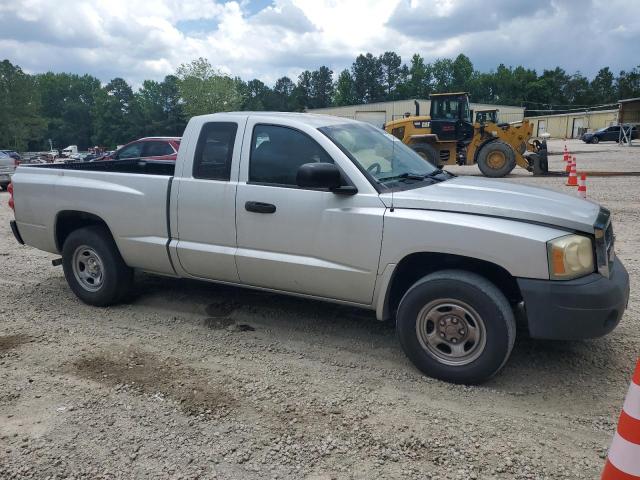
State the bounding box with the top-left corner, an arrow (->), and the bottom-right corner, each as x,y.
384,93 -> 549,177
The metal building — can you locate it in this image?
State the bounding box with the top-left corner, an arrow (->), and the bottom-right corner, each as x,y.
307,99 -> 526,127
525,109 -> 619,139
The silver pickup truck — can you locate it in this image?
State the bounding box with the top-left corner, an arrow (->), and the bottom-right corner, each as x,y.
9,112 -> 630,384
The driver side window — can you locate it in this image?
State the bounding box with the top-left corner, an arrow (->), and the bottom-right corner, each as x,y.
249,124 -> 333,186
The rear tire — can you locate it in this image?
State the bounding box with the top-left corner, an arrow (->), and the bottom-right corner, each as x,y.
0,183 -> 7,191
411,144 -> 440,168
62,225 -> 133,306
477,141 -> 516,177
396,270 -> 516,384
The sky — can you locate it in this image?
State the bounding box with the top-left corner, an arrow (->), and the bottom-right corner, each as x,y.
0,0 -> 638,87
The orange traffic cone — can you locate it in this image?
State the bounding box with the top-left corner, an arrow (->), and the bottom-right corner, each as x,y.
601,359 -> 640,479
578,174 -> 587,198
566,158 -> 578,186
565,154 -> 573,173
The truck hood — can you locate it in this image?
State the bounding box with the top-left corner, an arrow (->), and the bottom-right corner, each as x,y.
381,176 -> 600,233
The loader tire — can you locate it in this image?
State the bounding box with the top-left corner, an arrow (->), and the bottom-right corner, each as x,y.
477,141 -> 516,178
411,144 -> 440,168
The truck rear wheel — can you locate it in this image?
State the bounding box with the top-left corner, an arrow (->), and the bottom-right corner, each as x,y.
62,225 -> 133,306
477,141 -> 516,177
396,270 -> 516,384
411,144 -> 440,168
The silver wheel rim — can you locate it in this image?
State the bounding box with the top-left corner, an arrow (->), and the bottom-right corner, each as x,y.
416,299 -> 487,366
72,245 -> 105,292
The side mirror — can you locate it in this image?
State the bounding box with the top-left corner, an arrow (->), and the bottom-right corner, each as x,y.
296,162 -> 342,190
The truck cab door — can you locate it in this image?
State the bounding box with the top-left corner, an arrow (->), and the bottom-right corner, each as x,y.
173,119 -> 243,282
234,118 -> 385,305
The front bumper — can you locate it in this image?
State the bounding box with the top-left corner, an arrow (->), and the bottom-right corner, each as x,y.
517,257 -> 630,340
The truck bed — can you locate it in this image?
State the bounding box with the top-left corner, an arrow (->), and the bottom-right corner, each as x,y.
26,159 -> 176,176
12,160 -> 176,276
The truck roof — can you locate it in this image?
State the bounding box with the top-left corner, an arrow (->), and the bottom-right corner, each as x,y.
193,111 -> 360,128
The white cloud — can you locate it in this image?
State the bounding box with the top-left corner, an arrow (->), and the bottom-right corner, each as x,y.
0,0 -> 638,89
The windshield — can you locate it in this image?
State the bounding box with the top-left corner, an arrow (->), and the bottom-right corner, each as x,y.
319,122 -> 440,188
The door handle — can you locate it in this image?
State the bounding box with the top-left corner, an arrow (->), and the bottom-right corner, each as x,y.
245,201 -> 276,214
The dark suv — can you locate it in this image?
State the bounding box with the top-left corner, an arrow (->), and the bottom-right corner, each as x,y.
581,126 -> 638,144
101,137 -> 181,161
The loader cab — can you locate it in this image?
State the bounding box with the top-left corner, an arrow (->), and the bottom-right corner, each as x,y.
475,109 -> 499,125
429,93 -> 474,143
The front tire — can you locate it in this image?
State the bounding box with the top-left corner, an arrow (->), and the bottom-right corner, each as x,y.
62,225 -> 133,306
396,270 -> 516,384
591,136 -> 599,144
477,141 -> 516,177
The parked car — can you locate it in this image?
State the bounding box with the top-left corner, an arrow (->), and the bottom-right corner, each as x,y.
100,137 -> 181,161
0,151 -> 19,190
581,125 -> 638,144
1,150 -> 22,162
9,113 -> 629,384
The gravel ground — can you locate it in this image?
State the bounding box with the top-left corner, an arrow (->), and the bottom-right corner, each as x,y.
0,138 -> 638,479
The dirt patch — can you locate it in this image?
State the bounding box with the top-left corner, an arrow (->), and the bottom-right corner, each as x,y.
0,334 -> 31,353
205,299 -> 239,317
70,348 -> 235,416
203,317 -> 256,332
203,316 -> 235,329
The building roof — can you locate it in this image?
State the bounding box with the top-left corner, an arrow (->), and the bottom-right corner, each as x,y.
618,98 -> 640,104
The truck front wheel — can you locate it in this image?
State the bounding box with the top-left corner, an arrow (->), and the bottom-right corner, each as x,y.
477,141 -> 516,177
62,225 -> 133,306
396,270 -> 515,384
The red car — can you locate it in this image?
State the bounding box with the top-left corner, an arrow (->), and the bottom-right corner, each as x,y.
101,137 -> 181,161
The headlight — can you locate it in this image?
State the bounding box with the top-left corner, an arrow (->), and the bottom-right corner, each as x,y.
547,235 -> 595,280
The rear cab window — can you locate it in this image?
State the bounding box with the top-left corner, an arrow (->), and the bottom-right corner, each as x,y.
192,123 -> 238,180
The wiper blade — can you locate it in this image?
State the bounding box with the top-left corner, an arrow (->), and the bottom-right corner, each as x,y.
378,172 -> 429,182
425,169 -> 456,179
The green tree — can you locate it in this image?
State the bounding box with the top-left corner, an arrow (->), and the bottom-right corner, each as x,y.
0,60 -> 45,150
137,75 -> 186,137
431,58 -> 455,93
292,70 -> 313,110
406,54 -> 431,98
176,57 -> 242,117
565,73 -> 591,105
241,78 -> 273,110
379,51 -> 402,99
92,77 -> 144,147
273,76 -> 295,110
310,66 -> 334,108
351,53 -> 384,103
590,67 -> 616,103
616,66 -> 640,99
334,69 -> 356,106
451,54 -> 473,93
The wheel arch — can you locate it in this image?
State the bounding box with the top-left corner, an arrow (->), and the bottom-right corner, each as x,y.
54,210 -> 115,252
378,252 -> 522,321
